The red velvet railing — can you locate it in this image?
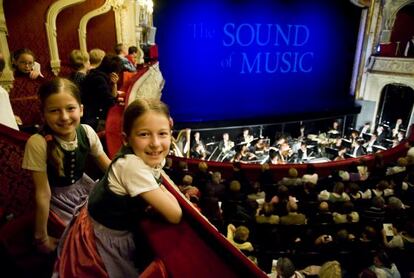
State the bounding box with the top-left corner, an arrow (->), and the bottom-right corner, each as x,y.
139,176 -> 267,278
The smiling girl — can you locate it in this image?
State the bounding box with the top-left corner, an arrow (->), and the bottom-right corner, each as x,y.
53,98 -> 182,277
22,77 -> 111,253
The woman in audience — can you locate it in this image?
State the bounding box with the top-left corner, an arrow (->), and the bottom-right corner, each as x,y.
22,78 -> 111,253
256,202 -> 279,224
382,220 -> 414,250
80,53 -> 122,132
226,223 -> 254,253
369,250 -> 401,278
53,98 -> 182,277
332,200 -> 359,223
318,181 -> 350,203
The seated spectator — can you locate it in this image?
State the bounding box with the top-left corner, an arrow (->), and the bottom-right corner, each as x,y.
332,201 -> 359,223
386,157 -> 407,176
318,181 -> 350,203
126,45 -> 143,67
369,179 -> 394,199
369,250 -> 401,278
114,43 -> 136,72
300,260 -> 342,278
318,261 -> 342,278
12,48 -> 43,79
268,257 -> 304,278
361,196 -> 386,225
272,184 -> 291,216
0,53 -> 19,130
192,161 -> 212,194
247,182 -> 265,202
280,199 -> 307,225
163,157 -> 174,178
88,48 -> 105,69
311,201 -> 334,224
226,223 -> 254,252
68,49 -> 90,87
385,196 -> 408,226
80,54 -> 122,131
204,171 -> 226,201
358,225 -> 382,251
301,164 -> 318,185
280,167 -> 302,187
221,180 -> 254,223
382,220 -> 414,250
255,202 -> 279,224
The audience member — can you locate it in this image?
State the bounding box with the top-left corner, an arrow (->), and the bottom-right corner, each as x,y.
68,49 -> 90,87
114,43 -> 136,72
226,223 -> 254,253
88,48 -> 105,69
12,48 -> 43,79
311,201 -> 334,224
268,257 -> 303,278
280,199 -> 307,225
80,53 -> 122,131
369,250 -> 401,278
256,202 -> 279,224
0,53 -> 19,130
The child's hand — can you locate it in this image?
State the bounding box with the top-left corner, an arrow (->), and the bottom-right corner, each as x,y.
109,72 -> 119,84
35,235 -> 59,254
29,70 -> 41,80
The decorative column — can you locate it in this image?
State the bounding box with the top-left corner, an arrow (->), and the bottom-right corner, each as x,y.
0,0 -> 13,91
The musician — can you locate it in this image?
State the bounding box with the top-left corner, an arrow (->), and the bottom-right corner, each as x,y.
298,124 -> 307,141
364,133 -> 378,153
268,148 -> 283,165
237,128 -> 255,151
297,142 -> 309,163
253,138 -> 269,155
359,122 -> 371,137
334,146 -> 347,161
349,129 -> 359,145
391,118 -> 403,138
190,131 -> 208,159
375,125 -> 387,146
191,143 -> 207,160
238,144 -> 257,161
218,132 -> 236,161
327,120 -> 341,137
351,138 -> 367,157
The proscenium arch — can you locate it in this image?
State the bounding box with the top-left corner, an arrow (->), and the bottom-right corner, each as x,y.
45,0 -> 87,76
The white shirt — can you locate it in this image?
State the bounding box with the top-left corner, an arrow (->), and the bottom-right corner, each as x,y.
22,124 -> 104,172
108,154 -> 164,196
0,85 -> 18,130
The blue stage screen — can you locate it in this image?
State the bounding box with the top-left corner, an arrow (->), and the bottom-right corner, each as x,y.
154,0 -> 362,127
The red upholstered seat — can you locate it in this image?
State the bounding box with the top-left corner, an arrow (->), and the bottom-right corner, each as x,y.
8,76 -> 45,129
0,123 -> 33,218
0,123 -> 66,277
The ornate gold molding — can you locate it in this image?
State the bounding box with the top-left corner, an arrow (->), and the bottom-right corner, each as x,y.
46,0 -> 87,76
368,56 -> 414,75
